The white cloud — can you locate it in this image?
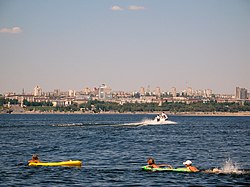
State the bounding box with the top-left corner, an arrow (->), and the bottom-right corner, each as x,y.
128,5 -> 145,11
111,5 -> 123,11
0,27 -> 22,34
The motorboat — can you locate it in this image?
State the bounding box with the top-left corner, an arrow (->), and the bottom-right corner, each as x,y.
154,113 -> 168,122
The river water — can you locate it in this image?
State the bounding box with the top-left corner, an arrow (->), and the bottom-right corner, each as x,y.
0,114 -> 249,186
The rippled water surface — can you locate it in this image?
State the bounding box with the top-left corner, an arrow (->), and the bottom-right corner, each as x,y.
0,114 -> 249,186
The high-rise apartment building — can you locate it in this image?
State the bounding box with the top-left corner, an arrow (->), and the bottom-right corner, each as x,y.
155,87 -> 161,97
171,87 -> 177,97
33,85 -> 42,96
205,89 -> 213,97
99,84 -> 112,100
236,87 -> 248,99
187,87 -> 193,96
140,87 -> 145,96
68,90 -> 76,97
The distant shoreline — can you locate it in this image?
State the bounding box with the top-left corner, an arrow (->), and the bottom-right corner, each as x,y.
2,111 -> 250,116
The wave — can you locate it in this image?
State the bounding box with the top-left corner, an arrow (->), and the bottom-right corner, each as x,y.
51,123 -> 85,127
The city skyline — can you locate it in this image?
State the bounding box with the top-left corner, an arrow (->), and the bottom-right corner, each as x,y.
1,0 -> 250,94
1,82 -> 249,95
2,83 -> 249,97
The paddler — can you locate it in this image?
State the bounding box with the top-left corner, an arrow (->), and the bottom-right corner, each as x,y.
28,154 -> 41,163
183,160 -> 199,172
147,157 -> 173,169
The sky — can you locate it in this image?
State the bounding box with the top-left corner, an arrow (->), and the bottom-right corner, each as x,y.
0,0 -> 249,94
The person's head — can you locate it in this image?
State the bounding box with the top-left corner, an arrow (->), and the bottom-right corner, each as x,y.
32,154 -> 39,160
147,158 -> 155,165
183,160 -> 192,166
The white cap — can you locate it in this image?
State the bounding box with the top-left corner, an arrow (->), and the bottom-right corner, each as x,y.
183,160 -> 192,165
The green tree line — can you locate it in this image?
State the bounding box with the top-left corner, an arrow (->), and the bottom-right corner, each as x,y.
79,100 -> 250,113
23,99 -> 53,107
1,97 -> 250,113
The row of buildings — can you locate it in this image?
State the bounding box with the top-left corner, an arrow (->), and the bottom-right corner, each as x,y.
3,85 -> 249,107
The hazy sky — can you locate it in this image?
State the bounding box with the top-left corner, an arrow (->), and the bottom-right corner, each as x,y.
0,0 -> 249,94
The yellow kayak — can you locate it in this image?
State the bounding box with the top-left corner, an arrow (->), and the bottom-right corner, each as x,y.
28,160 -> 82,167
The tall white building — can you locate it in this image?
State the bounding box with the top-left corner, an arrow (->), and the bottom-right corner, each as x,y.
205,89 -> 213,97
34,85 -> 42,96
187,87 -> 193,96
68,90 -> 76,97
99,84 -> 112,100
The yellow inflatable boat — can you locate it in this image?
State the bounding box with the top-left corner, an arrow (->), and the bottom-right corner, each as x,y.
28,160 -> 82,167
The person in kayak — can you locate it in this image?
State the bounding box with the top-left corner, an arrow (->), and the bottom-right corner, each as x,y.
147,157 -> 173,168
183,160 -> 199,172
28,154 -> 41,163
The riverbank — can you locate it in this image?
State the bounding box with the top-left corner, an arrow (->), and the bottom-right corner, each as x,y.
172,111 -> 250,116
3,110 -> 250,116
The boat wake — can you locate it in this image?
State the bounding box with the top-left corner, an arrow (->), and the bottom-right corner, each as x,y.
51,123 -> 84,127
140,119 -> 177,126
51,119 -> 177,127
117,119 -> 177,127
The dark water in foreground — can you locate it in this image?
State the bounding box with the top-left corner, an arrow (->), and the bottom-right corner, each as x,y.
0,114 -> 249,186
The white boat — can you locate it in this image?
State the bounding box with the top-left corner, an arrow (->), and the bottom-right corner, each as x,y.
154,113 -> 168,122
140,114 -> 176,125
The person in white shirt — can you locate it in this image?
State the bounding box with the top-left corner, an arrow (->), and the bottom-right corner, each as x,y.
161,112 -> 168,120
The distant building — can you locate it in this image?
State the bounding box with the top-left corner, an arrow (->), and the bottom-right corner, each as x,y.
236,87 -> 240,99
34,86 -> 42,96
92,87 -> 99,97
140,87 -> 145,96
204,89 -> 213,97
155,87 -> 161,97
146,85 -> 151,94
236,87 -> 248,99
171,87 -> 177,97
187,87 -> 193,96
51,99 -> 72,107
83,87 -> 91,95
68,90 -> 76,97
54,89 -> 60,97
98,84 -> 112,100
4,92 -> 16,97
